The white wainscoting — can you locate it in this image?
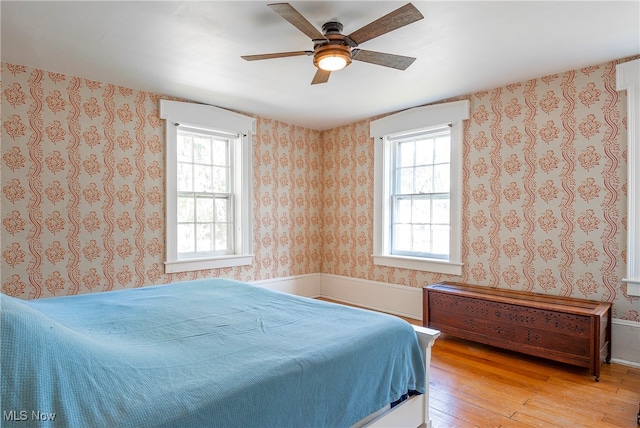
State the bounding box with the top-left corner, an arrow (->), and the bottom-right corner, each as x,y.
253,273 -> 640,367
319,274 -> 422,320
251,273 -> 322,297
611,318 -> 640,367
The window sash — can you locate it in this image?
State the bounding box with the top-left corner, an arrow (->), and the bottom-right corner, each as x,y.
176,192 -> 234,258
389,128 -> 451,259
390,193 -> 450,259
176,126 -> 235,259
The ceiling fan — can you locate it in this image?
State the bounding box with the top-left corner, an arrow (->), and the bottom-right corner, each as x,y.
241,3 -> 424,85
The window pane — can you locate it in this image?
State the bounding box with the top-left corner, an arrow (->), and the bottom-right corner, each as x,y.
412,197 -> 430,223
177,134 -> 193,163
393,224 -> 411,253
431,225 -> 449,255
395,197 -> 412,223
196,223 -> 214,252
432,198 -> 450,224
177,196 -> 195,222
212,139 -> 228,165
415,138 -> 433,165
412,224 -> 430,252
434,135 -> 450,163
414,166 -> 433,194
215,223 -> 229,251
398,167 -> 414,194
433,164 -> 450,193
193,135 -> 212,164
215,197 -> 228,222
194,165 -> 213,192
398,141 -> 414,167
212,166 -> 229,193
177,224 -> 195,253
196,197 -> 214,222
177,162 -> 193,192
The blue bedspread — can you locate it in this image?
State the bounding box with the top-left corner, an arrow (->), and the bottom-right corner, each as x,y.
1,279 -> 425,427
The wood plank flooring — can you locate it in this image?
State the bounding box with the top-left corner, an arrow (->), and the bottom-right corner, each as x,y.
318,298 -> 640,427
426,333 -> 639,428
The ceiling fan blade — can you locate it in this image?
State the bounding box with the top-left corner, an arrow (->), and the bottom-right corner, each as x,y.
311,69 -> 331,85
347,3 -> 424,45
241,51 -> 310,61
352,49 -> 416,70
268,3 -> 326,41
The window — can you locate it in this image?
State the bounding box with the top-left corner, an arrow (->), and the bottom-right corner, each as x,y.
176,127 -> 234,257
371,100 -> 469,275
160,100 -> 255,273
616,58 -> 640,296
390,126 -> 451,258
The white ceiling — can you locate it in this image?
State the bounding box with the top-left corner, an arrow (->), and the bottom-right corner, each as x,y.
2,1 -> 638,130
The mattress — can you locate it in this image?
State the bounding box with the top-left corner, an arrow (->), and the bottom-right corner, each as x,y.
1,278 -> 425,427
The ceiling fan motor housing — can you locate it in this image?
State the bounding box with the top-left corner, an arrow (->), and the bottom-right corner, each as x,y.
313,21 -> 352,70
322,21 -> 343,35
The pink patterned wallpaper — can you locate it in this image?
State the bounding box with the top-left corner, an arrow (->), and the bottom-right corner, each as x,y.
2,58 -> 638,320
1,63 -> 322,298
321,58 -> 638,321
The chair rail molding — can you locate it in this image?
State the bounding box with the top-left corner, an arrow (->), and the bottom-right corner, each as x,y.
616,58 -> 640,296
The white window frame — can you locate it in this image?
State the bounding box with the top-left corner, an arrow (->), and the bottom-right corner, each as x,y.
371,100 -> 469,276
160,100 -> 255,273
175,125 -> 235,258
616,58 -> 640,296
389,126 -> 452,259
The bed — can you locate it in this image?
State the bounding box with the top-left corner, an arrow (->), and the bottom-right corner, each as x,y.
1,278 -> 439,427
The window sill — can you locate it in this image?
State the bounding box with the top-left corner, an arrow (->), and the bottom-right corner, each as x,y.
373,255 -> 463,276
165,254 -> 253,274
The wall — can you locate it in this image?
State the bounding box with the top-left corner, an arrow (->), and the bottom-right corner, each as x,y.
1,63 -> 322,298
2,58 -> 638,321
321,58 -> 638,321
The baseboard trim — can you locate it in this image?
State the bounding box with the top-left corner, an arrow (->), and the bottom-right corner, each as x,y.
611,318 -> 640,367
252,273 -> 640,366
250,273 -> 321,297
610,358 -> 640,368
320,273 -> 422,320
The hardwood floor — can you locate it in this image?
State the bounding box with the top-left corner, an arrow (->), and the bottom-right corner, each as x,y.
318,299 -> 639,427
426,333 -> 639,428
408,320 -> 640,428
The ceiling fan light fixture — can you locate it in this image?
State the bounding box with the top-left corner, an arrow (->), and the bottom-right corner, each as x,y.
244,3 -> 424,84
313,44 -> 352,71
318,55 -> 347,71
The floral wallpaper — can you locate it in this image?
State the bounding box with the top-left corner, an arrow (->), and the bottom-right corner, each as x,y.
2,57 -> 638,320
320,58 -> 638,321
1,63 -> 322,299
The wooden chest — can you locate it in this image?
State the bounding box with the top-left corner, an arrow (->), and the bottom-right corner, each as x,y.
423,282 -> 612,380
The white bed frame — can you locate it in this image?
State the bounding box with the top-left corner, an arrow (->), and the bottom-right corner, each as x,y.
359,325 -> 441,428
